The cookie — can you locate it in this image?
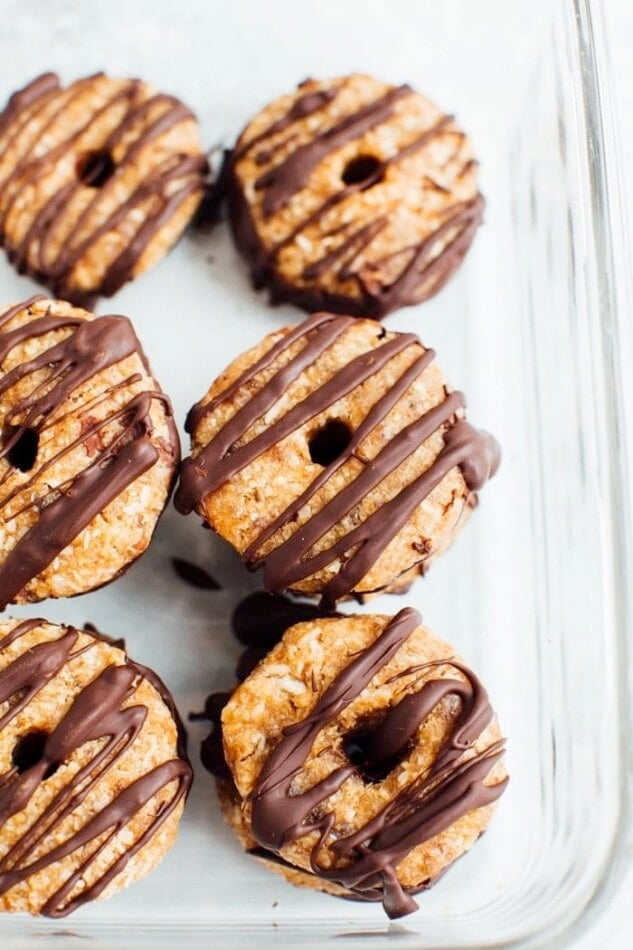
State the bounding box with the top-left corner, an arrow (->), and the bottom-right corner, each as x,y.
176,312 -> 499,606
227,74 -> 482,317
0,295 -> 179,608
0,72 -> 207,305
0,617 -> 192,916
220,608 -> 508,918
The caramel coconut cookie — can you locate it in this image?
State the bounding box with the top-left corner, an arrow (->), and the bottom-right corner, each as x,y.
0,71 -> 207,305
227,74 -> 483,317
218,608 -> 508,918
0,296 -> 179,608
0,618 -> 192,916
176,312 -> 499,606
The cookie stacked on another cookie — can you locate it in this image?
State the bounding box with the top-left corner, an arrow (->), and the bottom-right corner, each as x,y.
214,608 -> 507,918
0,72 -> 207,306
228,74 -> 483,317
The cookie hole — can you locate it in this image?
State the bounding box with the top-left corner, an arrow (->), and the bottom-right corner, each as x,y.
76,150 -> 116,188
308,419 -> 352,467
342,154 -> 383,189
2,425 -> 39,472
12,730 -> 58,778
343,724 -> 412,785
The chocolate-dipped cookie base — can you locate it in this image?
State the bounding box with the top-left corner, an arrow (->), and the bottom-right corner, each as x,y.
227,75 -> 483,318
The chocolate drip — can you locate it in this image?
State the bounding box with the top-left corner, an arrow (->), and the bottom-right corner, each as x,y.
176,313 -> 498,605
0,299 -> 179,608
250,608 -> 507,917
231,591 -> 333,650
171,557 -> 221,591
192,592 -> 336,779
191,691 -> 233,781
0,621 -> 192,916
0,73 -> 207,302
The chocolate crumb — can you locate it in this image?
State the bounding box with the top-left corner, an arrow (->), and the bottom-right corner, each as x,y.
412,539 -> 431,556
231,591 -> 333,650
194,148 -> 231,227
189,691 -> 232,779
172,557 -> 221,590
236,647 -> 268,682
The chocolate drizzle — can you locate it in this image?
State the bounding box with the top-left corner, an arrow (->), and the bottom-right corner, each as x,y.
249,608 -> 507,918
176,312 -> 499,605
228,79 -> 484,317
0,297 -> 179,608
254,85 -> 411,218
0,72 -> 207,303
0,620 -> 192,917
234,86 -> 338,168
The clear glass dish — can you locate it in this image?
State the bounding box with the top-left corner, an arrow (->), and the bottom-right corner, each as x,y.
0,0 -> 631,946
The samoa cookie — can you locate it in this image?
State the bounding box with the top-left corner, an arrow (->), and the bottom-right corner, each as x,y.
0,617 -> 192,916
0,71 -> 207,305
0,295 -> 179,608
227,74 -> 482,318
220,608 -> 508,918
176,312 -> 499,607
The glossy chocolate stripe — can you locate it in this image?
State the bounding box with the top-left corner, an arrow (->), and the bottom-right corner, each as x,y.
176,314 -> 353,513
186,310 -> 342,432
0,73 -> 60,135
0,628 -> 78,732
234,86 -> 339,163
190,333 -> 418,496
0,295 -> 47,332
254,393 -> 466,601
0,316 -> 139,429
244,347 -> 436,560
0,404 -> 158,608
370,196 -> 485,312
